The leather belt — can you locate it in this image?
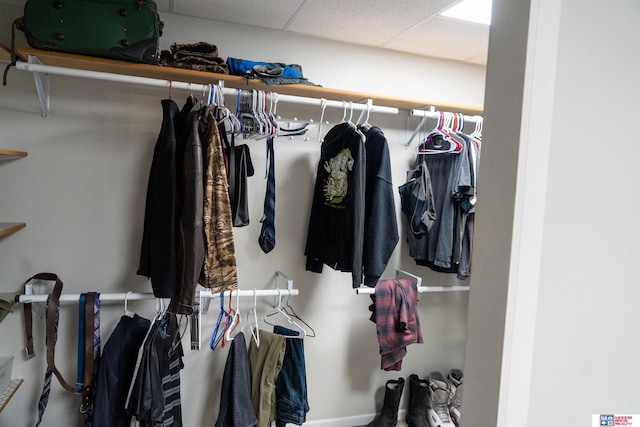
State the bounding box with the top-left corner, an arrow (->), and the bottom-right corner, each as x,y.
22,273 -> 99,412
22,296 -> 34,358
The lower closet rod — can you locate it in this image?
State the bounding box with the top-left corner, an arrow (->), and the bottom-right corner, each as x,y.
15,288 -> 299,304
15,60 -> 399,115
355,285 -> 470,294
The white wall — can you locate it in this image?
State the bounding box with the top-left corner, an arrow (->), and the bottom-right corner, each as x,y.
0,6 -> 485,426
464,0 -> 640,426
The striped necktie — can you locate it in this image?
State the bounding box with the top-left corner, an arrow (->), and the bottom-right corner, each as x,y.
35,297 -> 56,427
259,136 -> 276,253
83,293 -> 100,425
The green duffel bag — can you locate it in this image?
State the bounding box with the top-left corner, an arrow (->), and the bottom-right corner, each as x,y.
19,0 -> 163,64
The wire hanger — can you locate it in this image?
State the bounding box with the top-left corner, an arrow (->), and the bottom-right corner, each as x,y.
262,289 -> 306,339
282,293 -> 315,338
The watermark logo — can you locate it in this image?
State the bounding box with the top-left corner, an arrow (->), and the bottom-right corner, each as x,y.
593,414 -> 636,426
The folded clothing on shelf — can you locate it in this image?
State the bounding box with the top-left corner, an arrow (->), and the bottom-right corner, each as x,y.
160,41 -> 229,74
226,57 -> 320,86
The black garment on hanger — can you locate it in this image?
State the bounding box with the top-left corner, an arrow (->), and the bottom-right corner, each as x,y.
222,127 -> 254,227
169,108 -> 205,315
127,312 -> 184,426
93,314 -> 151,427
216,332 -> 257,427
305,122 -> 366,288
138,97 -> 197,298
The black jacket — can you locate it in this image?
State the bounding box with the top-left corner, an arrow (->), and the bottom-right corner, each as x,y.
92,314 -> 151,427
305,122 -> 366,288
138,97 -> 196,298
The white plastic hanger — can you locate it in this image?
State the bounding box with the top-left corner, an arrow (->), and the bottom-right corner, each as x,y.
340,100 -> 348,123
317,98 -> 328,143
124,291 -> 134,317
356,98 -> 373,130
247,289 -> 260,347
417,112 -> 459,155
224,290 -> 243,343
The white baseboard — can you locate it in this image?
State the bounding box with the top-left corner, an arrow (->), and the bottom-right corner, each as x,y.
303,409 -> 407,426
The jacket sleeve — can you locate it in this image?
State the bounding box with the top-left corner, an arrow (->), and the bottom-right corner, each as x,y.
351,136 -> 366,288
362,131 -> 399,287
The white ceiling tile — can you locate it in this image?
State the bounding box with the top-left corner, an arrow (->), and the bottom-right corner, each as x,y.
173,0 -> 306,29
285,0 -> 457,47
382,16 -> 489,63
152,0 -> 489,66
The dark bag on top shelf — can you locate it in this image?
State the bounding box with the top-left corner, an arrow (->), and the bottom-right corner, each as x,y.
19,0 -> 163,64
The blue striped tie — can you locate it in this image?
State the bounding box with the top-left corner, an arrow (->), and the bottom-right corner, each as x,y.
35,297 -> 56,427
259,136 -> 276,253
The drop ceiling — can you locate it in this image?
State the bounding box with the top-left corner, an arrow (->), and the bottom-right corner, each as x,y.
159,0 -> 490,66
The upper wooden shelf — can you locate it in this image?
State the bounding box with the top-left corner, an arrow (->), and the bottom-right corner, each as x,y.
12,47 -> 483,115
0,223 -> 26,237
0,149 -> 28,160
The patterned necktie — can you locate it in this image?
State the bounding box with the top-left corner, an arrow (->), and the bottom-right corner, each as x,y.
35,296 -> 56,427
259,136 -> 276,253
83,293 -> 100,426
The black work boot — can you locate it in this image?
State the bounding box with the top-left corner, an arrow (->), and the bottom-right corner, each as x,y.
366,377 -> 405,427
405,374 -> 430,427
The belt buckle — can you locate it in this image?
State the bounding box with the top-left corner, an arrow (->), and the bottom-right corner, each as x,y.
24,347 -> 35,359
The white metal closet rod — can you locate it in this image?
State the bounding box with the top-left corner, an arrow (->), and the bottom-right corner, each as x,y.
14,60 -> 399,115
15,288 -> 299,303
355,285 -> 470,294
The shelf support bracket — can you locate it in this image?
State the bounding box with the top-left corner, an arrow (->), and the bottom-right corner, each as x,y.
28,55 -> 50,117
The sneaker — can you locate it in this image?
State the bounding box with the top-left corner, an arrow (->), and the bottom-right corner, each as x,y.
447,369 -> 463,426
426,371 -> 455,427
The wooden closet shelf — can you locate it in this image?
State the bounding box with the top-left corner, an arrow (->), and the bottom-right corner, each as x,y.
14,47 -> 483,115
0,149 -> 28,160
0,223 -> 26,237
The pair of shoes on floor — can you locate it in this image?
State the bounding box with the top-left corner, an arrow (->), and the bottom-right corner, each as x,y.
365,370 -> 463,427
423,370 -> 463,427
